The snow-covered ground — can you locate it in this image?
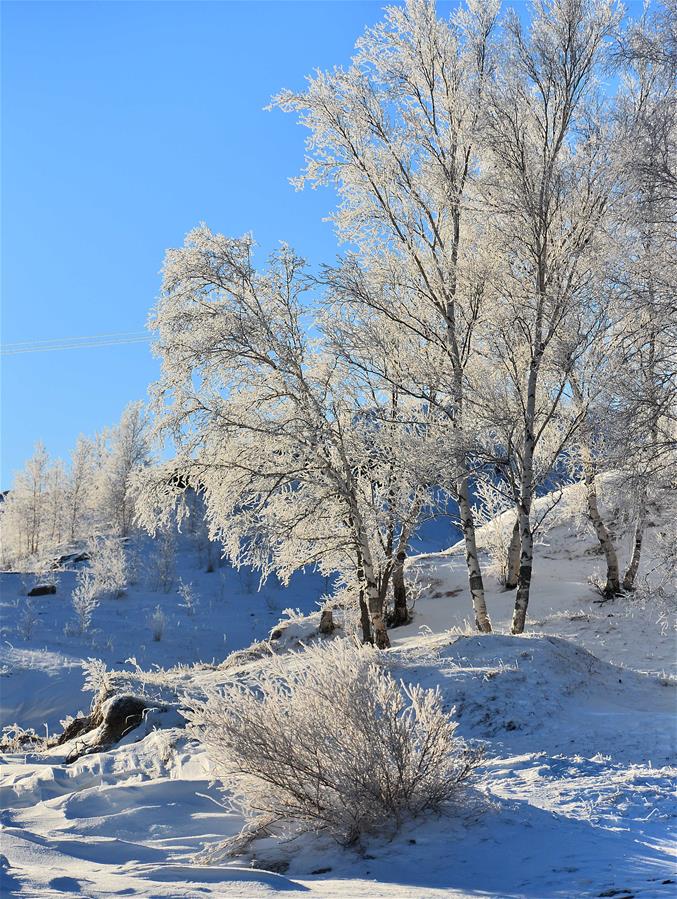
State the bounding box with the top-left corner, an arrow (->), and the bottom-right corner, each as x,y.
0,534 -> 330,733
1,501 -> 675,898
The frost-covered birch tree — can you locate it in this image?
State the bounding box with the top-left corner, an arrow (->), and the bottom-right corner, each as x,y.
0,442 -> 51,565
479,0 -> 618,632
138,227 -> 437,648
608,3 -> 677,591
568,364 -> 623,596
274,0 -> 499,632
65,435 -> 97,542
44,458 -> 67,548
97,401 -> 151,537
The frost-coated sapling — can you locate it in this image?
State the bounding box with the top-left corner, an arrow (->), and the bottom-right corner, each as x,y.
87,536 -> 128,598
71,570 -> 100,634
178,578 -> 198,616
150,605 -> 166,642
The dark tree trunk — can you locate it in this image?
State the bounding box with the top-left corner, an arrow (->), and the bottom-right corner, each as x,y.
458,475 -> 492,632
358,588 -> 372,644
319,609 -> 335,635
512,507 -> 533,634
389,551 -> 411,627
505,514 -> 521,589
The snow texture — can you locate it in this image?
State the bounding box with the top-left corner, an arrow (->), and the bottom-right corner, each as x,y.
1,500 -> 675,898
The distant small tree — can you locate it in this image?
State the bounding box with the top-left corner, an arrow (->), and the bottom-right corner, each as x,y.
66,435 -> 97,542
44,458 -> 67,548
0,442 -> 50,564
97,402 -> 151,537
71,569 -> 99,634
88,536 -> 128,598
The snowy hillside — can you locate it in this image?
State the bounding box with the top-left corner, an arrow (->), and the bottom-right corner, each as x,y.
405,491 -> 677,678
1,490 -> 675,898
0,532 -> 330,733
0,636 -> 674,898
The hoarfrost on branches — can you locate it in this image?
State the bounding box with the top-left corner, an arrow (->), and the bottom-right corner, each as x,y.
186,639 -> 480,850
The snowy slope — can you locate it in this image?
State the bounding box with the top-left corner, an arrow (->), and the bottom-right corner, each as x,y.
1,634 -> 674,898
403,484 -> 677,678
0,533 -> 329,732
1,492 -> 675,898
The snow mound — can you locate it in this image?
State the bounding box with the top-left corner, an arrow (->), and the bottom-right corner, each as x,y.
395,633 -> 676,764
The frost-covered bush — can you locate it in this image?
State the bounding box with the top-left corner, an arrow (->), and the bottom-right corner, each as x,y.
187,640 -> 479,849
71,570 -> 99,633
178,578 -> 198,616
69,537 -> 128,633
150,605 -> 166,641
0,723 -> 44,753
150,531 -> 175,592
88,536 -> 127,598
17,601 -> 38,641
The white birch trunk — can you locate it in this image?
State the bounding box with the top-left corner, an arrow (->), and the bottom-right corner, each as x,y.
623,325 -> 658,593
570,378 -> 621,595
581,449 -> 621,595
349,498 -> 390,648
512,503 -> 533,635
623,491 -> 647,591
361,543 -> 390,649
458,475 -> 492,633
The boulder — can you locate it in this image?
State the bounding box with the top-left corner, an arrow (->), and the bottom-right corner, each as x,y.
62,693 -> 159,763
27,584 -> 56,596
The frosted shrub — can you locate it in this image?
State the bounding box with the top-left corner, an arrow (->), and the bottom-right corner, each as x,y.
151,531 -> 175,592
88,536 -> 127,598
82,657 -> 116,697
71,570 -> 99,633
150,605 -> 166,641
17,601 -> 38,641
178,578 -> 198,616
0,723 -> 43,753
187,640 -> 479,850
69,537 -> 126,635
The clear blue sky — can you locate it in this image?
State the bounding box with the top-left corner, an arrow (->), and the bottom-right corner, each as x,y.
1,0 -> 644,487
2,0 -> 409,486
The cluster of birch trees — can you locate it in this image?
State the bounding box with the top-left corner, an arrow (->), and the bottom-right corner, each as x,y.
1,402 -> 150,568
139,0 -> 675,646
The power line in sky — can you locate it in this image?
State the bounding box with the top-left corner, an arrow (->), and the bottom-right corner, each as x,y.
1,331 -> 152,356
